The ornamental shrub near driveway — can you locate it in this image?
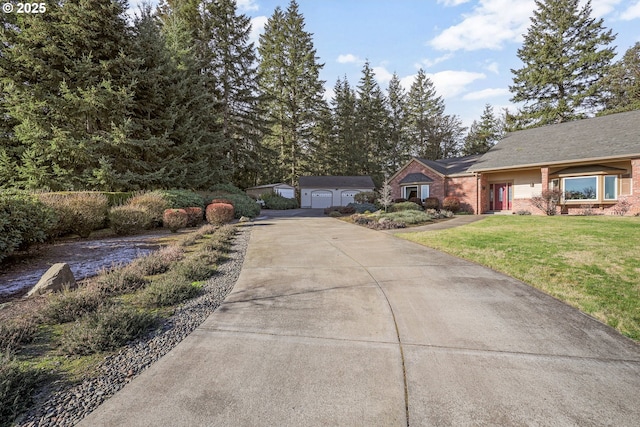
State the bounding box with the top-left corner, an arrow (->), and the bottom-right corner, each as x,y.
442,196 -> 461,213
206,203 -> 235,224
163,209 -> 188,232
109,205 -> 152,235
38,192 -> 109,238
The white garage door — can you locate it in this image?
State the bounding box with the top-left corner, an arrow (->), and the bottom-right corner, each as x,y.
311,190 -> 333,208
341,190 -> 360,206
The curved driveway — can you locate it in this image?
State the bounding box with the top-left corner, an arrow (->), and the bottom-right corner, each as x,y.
80,215 -> 640,426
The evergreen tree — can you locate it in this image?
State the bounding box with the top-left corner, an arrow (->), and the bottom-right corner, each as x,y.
510,0 -> 616,128
462,104 -> 504,156
0,0 -> 137,190
329,77 -> 358,175
257,0 -> 326,185
201,0 -> 263,188
405,69 -> 463,159
386,73 -> 409,171
354,61 -> 390,183
159,1 -> 230,189
600,43 -> 640,114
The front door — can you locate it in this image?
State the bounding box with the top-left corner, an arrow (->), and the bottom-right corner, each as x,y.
493,183 -> 511,210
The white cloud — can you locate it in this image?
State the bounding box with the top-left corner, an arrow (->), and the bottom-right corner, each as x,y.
438,0 -> 472,6
462,87 -> 510,100
621,1 -> 640,20
581,0 -> 621,18
430,0 -> 536,51
337,54 -> 363,64
484,61 -> 500,74
373,66 -> 394,85
249,16 -> 268,45
416,54 -> 454,69
399,70 -> 486,99
237,0 -> 259,12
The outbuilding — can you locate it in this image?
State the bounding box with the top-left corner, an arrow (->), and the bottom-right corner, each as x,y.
246,183 -> 296,199
299,176 -> 375,209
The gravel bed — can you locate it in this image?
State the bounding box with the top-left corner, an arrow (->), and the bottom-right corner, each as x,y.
16,225 -> 251,427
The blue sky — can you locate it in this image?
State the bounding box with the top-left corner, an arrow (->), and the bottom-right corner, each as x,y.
134,0 -> 640,127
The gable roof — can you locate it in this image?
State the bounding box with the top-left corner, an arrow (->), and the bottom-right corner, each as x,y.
247,183 -> 295,190
399,173 -> 433,184
299,176 -> 375,189
468,110 -> 640,172
415,154 -> 483,176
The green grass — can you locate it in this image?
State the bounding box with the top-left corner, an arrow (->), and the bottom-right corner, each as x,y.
399,216 -> 640,341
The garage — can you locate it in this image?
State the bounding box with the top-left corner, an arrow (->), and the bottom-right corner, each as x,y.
299,176 -> 375,208
310,191 -> 333,208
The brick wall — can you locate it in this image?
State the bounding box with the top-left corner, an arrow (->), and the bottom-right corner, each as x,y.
390,159 -> 445,200
446,175 -> 478,213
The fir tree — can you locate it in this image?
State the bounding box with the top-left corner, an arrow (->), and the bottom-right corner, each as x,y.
201,0 -> 263,188
462,104 -> 504,156
510,0 -> 616,128
386,73 -> 409,171
405,69 -> 463,160
329,77 -> 358,175
355,61 -> 390,183
600,43 -> 640,115
257,0 -> 326,185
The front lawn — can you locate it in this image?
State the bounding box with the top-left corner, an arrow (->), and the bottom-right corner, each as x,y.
399,216 -> 640,341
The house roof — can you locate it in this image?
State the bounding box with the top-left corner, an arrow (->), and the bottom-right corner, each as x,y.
416,154 -> 483,176
399,173 -> 433,184
247,183 -> 294,190
299,176 -> 375,189
468,110 -> 640,172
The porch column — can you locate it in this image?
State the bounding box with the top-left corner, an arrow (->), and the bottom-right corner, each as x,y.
541,167 -> 549,192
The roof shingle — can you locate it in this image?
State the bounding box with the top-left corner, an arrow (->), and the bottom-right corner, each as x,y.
299,176 -> 375,189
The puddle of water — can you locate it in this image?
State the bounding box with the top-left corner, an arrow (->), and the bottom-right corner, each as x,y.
0,235 -> 163,301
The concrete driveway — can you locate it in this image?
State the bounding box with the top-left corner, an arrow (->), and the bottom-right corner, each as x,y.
80,216 -> 640,426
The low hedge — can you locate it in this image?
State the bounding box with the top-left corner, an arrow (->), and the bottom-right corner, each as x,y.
109,205 -> 152,235
0,190 -> 56,263
157,189 -> 205,210
390,201 -> 423,212
203,185 -> 260,219
261,193 -> 299,210
128,191 -> 169,227
38,192 -> 109,238
206,203 -> 235,225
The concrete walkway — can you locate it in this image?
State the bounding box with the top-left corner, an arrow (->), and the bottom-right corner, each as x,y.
80,217 -> 640,426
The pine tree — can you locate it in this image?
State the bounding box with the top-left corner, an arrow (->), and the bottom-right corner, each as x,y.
257,1 -> 326,185
201,0 -> 263,188
600,43 -> 640,115
405,69 -> 464,160
510,0 -> 616,128
355,61 -> 390,183
462,104 -> 504,155
386,73 -> 409,171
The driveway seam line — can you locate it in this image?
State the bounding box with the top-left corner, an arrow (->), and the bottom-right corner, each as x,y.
324,239 -> 411,427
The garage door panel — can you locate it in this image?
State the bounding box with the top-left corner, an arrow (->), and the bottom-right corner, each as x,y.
311,191 -> 333,208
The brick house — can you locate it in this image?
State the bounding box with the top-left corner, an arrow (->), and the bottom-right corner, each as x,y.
390,110 -> 640,215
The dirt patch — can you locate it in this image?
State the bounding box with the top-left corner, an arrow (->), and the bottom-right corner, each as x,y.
0,229 -> 186,303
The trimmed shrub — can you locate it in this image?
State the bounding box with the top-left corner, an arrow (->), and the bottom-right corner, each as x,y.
347,202 -> 378,213
393,198 -> 407,203
442,196 -> 461,213
0,353 -> 42,425
157,189 -> 205,210
137,276 -> 201,308
206,203 -> 235,225
42,287 -> 104,324
424,197 -> 440,210
163,209 -> 188,233
171,255 -> 217,282
408,197 -> 424,207
0,191 -> 56,263
0,316 -> 38,354
91,265 -> 150,296
210,198 -> 234,205
204,184 -> 261,218
109,205 -> 152,235
184,207 -> 203,227
60,305 -> 156,355
261,193 -> 299,210
128,191 -> 169,227
354,191 -> 377,204
38,192 -> 108,238
381,210 -> 432,225
390,201 -> 422,212
132,246 -> 184,276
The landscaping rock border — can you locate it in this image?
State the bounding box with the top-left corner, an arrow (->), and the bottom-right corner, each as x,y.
16,226 -> 251,427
